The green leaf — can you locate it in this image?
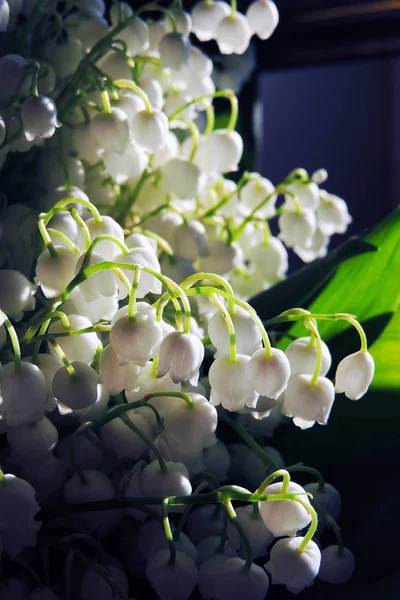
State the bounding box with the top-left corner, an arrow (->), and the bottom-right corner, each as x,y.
249,236 -> 376,321
369,310 -> 400,389
285,206 -> 400,345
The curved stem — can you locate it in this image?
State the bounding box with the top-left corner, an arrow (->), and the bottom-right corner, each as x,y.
224,499 -> 253,569
119,413 -> 168,474
162,498 -> 176,566
256,469 -> 291,495
209,293 -> 237,363
38,218 -> 58,257
113,79 -> 152,113
0,311 -> 22,372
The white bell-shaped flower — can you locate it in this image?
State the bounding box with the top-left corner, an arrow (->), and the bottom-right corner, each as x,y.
83,215 -> 124,260
72,122 -> 102,164
141,78 -> 164,111
155,431 -> 204,475
115,92 -> 146,125
49,314 -> 99,363
0,474 -> 41,556
74,251 -> 117,302
7,416 -> 58,462
335,350 -> 374,400
258,481 -> 311,537
110,1 -> 132,24
159,254 -> 196,285
265,536 -> 321,594
152,130 -> 180,167
159,32 -> 191,71
100,411 -> 153,460
131,109 -> 169,152
21,95 -> 60,142
162,393 -> 217,454
80,561 -> 129,600
246,348 -> 291,399
172,220 -> 209,262
317,193 -> 352,236
125,232 -> 158,252
186,504 -> 225,543
202,439 -> 231,482
285,336 -> 332,377
0,0 -> 9,32
138,520 -> 197,561
99,344 -> 141,395
56,431 -> 107,473
166,8 -> 193,35
196,536 -> 236,566
192,0 -> 230,41
146,549 -> 198,600
199,556 -> 269,600
284,181 -> 320,211
246,237 -> 288,283
0,269 -> 36,320
227,505 -> 274,558
161,158 -> 204,199
0,362 -> 48,425
318,545 -> 355,584
209,354 -> 259,411
294,227 -> 329,263
118,17 -> 149,56
63,470 -> 122,536
52,362 -> 99,411
35,246 -> 78,298
125,362 -> 181,408
90,107 -> 129,154
110,314 -> 163,366
216,12 -> 252,55
198,130 -> 243,173
103,141 -> 147,184
139,460 -> 192,510
240,175 -> 276,217
157,332 -> 205,385
112,247 -> 162,299
0,54 -> 27,104
303,482 -> 342,522
278,210 -> 317,249
73,16 -> 108,51
246,0 -> 278,39
282,374 -> 335,430
50,36 -> 85,78
208,305 -> 262,356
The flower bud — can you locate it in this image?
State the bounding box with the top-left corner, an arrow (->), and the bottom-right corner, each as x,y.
246,348 -> 291,399
303,482 -> 342,522
284,181 -> 320,211
318,545 -> 355,584
161,158 -> 204,199
335,350 -> 374,400
186,504 -> 225,543
35,246 -> 78,299
246,237 -> 288,282
117,17 -> 149,56
21,95 -> 60,142
157,332 -> 205,385
282,374 -> 335,430
100,411 -> 153,460
196,536 -> 236,566
146,549 -> 198,600
199,130 -> 243,173
265,536 -> 321,594
258,481 -> 311,537
246,0 -> 279,39
113,247 -> 162,299
84,215 -> 124,260
227,505 -> 274,558
138,520 -> 197,561
317,193 -> 352,236
139,460 -> 192,511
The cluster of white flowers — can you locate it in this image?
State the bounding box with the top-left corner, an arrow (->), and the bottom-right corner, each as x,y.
0,0 -> 373,598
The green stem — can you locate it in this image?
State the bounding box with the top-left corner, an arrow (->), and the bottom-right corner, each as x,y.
256,469 -> 291,495
113,79 -> 152,113
224,499 -> 253,569
162,498 -> 176,566
296,498 -> 318,553
147,391 -> 194,408
209,293 -> 237,363
101,90 -> 112,114
286,464 -> 325,494
119,413 -> 168,474
38,219 -> 58,257
47,229 -> 80,255
128,266 -> 141,320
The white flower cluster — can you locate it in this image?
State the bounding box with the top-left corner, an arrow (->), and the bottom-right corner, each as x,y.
0,0 -> 373,598
0,0 -> 351,301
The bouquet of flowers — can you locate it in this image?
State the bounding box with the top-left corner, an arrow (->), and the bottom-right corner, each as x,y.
0,0 -> 386,598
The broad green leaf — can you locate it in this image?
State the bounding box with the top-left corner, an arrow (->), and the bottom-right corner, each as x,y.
285,206 -> 400,344
249,236 -> 376,321
369,310 -> 400,389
